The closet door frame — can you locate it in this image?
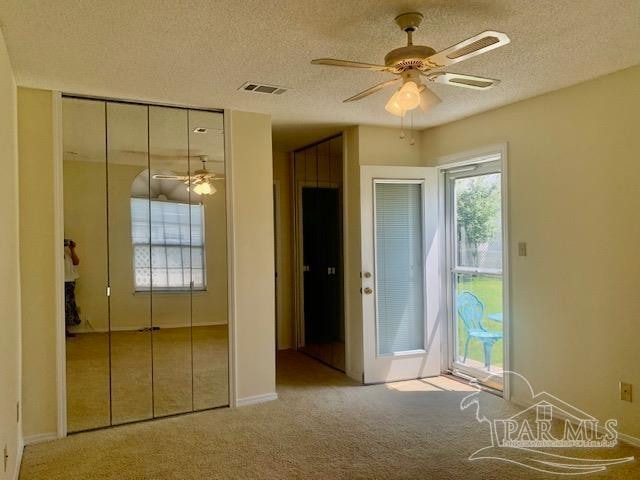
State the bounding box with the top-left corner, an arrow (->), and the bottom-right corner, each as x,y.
54,92 -> 235,438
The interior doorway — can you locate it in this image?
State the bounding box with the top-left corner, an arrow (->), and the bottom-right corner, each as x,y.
293,136 -> 345,371
300,185 -> 344,369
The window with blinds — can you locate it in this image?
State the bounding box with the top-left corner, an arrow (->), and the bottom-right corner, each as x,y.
131,198 -> 206,291
374,182 -> 425,355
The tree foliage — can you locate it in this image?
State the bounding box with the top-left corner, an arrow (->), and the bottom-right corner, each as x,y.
456,177 -> 500,259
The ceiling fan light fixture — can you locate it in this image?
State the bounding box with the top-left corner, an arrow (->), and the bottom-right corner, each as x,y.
396,80 -> 421,110
193,181 -> 216,196
384,91 -> 406,117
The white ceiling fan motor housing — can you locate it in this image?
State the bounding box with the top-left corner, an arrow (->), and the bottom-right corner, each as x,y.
386,12 -> 437,73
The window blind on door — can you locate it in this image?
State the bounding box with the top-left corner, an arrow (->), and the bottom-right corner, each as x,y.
374,182 -> 425,355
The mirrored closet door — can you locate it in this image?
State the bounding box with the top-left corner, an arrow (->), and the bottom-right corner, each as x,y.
63,97 -> 229,433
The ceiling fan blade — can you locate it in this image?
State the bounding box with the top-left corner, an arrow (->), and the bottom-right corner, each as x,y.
418,85 -> 442,112
343,78 -> 400,102
311,58 -> 389,72
426,72 -> 500,90
424,31 -> 510,68
151,174 -> 189,180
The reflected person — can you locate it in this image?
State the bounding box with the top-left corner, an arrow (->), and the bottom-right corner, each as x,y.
64,239 -> 80,337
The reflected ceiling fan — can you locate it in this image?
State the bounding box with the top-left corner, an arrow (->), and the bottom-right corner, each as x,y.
311,12 -> 510,117
151,155 -> 224,195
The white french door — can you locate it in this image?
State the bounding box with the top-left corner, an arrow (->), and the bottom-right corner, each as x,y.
360,166 -> 441,384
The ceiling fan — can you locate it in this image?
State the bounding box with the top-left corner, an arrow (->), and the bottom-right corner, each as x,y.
311,12 -> 510,117
151,155 -> 224,195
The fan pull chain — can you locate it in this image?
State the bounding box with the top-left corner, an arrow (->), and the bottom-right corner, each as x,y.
399,114 -> 405,139
409,111 -> 415,145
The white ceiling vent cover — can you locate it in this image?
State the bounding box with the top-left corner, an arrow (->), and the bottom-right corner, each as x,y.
239,82 -> 287,95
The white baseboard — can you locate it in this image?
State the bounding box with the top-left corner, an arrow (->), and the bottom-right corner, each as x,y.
70,321 -> 228,333
235,392 -> 278,407
13,438 -> 23,480
23,432 -> 58,446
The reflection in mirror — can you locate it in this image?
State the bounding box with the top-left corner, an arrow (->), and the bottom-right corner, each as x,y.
107,102 -> 154,425
148,106 -> 193,416
63,98 -> 229,432
188,110 -> 229,409
63,98 -> 111,432
294,136 -> 345,371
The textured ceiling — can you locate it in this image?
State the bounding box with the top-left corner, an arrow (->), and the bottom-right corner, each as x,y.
1,0 -> 639,151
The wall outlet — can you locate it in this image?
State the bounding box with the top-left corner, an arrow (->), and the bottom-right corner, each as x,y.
620,382 -> 633,402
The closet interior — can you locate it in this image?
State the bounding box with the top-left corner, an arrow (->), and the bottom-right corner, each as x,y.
62,97 -> 229,433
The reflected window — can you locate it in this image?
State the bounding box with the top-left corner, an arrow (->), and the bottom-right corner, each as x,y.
131,198 -> 206,291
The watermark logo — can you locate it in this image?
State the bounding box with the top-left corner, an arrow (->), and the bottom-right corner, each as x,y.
460,372 -> 634,475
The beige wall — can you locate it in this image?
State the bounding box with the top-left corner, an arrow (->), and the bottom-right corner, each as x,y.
229,111 -> 276,401
63,159 -> 228,332
420,65 -> 640,438
343,127 -> 362,380
0,28 -> 22,480
272,150 -> 294,350
357,125 -> 422,166
18,88 -> 58,439
19,97 -> 276,437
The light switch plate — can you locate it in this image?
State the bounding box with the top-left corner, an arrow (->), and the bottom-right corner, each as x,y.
620,382 -> 632,402
518,242 -> 527,256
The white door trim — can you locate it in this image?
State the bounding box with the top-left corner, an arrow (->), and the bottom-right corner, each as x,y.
223,109 -> 238,408
52,91 -> 67,438
435,143 -> 510,399
272,180 -> 283,350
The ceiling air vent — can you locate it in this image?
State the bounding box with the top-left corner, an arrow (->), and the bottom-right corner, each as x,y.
239,82 -> 287,95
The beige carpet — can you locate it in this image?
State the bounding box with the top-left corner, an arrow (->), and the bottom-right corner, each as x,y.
23,350 -> 639,479
66,325 -> 228,432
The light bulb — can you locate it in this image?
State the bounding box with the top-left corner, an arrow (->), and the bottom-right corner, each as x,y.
385,91 -> 406,117
193,182 -> 213,195
396,81 -> 421,111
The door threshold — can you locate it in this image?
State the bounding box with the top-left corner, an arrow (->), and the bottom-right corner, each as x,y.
443,371 -> 503,398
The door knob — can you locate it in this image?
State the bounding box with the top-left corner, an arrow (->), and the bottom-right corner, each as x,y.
363,287 -> 373,295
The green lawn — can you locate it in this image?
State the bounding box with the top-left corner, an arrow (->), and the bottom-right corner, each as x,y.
455,274 -> 503,369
